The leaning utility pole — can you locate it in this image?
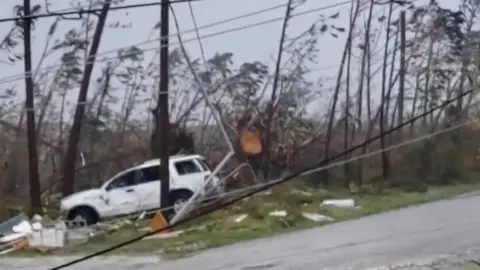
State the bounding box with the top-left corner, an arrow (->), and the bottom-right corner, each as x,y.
22,0 -> 42,214
262,0 -> 293,182
61,1 -> 111,196
155,0 -> 171,218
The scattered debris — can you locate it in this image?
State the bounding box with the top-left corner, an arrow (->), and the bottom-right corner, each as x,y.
301,213 -> 334,222
0,192 -> 354,256
0,213 -> 86,255
27,220 -> 66,250
0,232 -> 27,243
12,220 -> 32,234
268,210 -> 287,217
135,211 -> 147,226
0,236 -> 28,255
0,214 -> 30,237
0,214 -> 32,254
320,199 -> 356,209
229,214 -> 248,223
32,214 -> 42,222
98,219 -> 131,234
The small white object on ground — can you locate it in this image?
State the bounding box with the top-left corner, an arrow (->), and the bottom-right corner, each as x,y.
137,211 -> 147,222
301,213 -> 334,222
32,214 -> 42,222
228,214 -> 248,223
0,232 -> 27,243
320,199 -> 356,208
12,221 -> 32,234
268,210 -> 287,217
31,222 -> 42,231
28,227 -> 66,248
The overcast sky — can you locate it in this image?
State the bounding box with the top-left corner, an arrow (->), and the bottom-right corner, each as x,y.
0,0 -> 463,122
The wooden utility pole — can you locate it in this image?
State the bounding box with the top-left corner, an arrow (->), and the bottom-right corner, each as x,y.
22,0 -> 42,214
398,11 -> 406,132
156,0 -> 171,216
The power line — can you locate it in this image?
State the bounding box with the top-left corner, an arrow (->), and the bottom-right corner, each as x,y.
186,1 -> 209,70
0,1 -> 352,84
48,90 -> 473,269
0,1 -> 290,83
0,0 -> 203,23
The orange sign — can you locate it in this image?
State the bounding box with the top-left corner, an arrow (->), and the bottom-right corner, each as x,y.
240,129 -> 262,155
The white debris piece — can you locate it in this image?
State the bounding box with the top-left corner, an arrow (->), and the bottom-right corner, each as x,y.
32,214 -> 42,222
227,214 -> 248,224
27,220 -> 66,249
301,213 -> 334,222
0,232 -> 27,243
320,199 -> 356,208
31,222 -> 42,231
234,214 -> 248,223
136,211 -> 147,223
12,220 -> 32,234
28,229 -> 65,248
268,210 -> 287,217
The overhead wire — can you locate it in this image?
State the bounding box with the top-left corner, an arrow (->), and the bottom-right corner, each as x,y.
0,0 -> 204,23
186,1 -> 209,69
0,1 -> 352,84
48,90 -> 474,269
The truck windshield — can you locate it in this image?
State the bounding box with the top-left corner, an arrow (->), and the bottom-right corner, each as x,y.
196,158 -> 211,171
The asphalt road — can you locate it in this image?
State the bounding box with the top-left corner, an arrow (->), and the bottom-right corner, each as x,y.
3,194 -> 480,270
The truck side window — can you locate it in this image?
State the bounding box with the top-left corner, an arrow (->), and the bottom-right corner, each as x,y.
106,170 -> 137,191
174,160 -> 202,175
140,166 -> 160,182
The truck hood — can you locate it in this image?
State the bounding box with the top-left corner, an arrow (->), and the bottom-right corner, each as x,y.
61,188 -> 103,202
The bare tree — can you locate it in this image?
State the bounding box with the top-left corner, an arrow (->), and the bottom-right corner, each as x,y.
378,0 -> 395,184
321,0 -> 362,187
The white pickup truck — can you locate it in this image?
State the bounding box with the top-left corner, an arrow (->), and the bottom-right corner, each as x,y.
59,154 -> 223,225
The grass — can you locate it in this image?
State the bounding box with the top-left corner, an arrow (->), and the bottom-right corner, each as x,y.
7,183 -> 480,259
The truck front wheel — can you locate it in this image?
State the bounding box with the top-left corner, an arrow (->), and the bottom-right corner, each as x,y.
67,206 -> 99,227
169,189 -> 193,215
